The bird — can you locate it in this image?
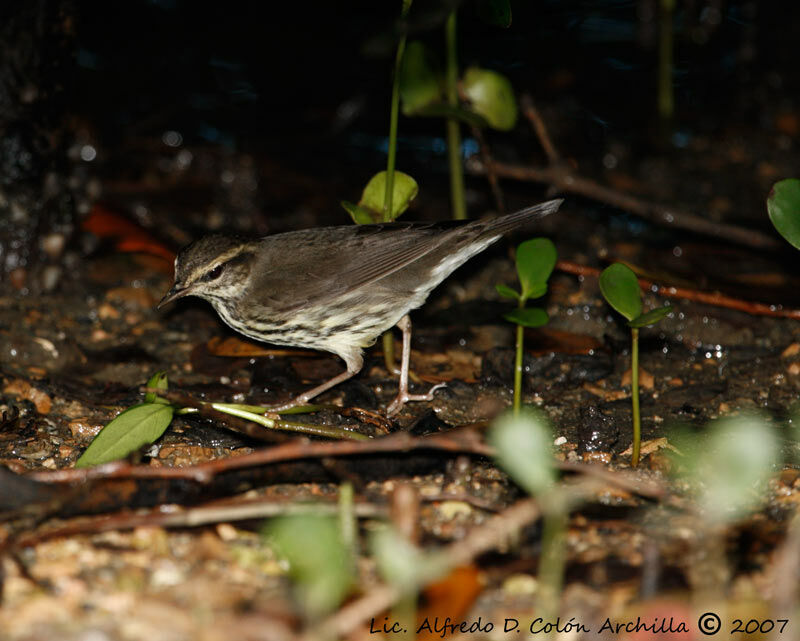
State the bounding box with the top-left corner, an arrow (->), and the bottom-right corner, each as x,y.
158,198 -> 563,415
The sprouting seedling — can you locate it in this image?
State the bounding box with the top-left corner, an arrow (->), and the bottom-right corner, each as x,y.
488,408 -> 563,617
767,178 -> 800,249
397,0 -> 516,220
341,0 -> 420,373
496,238 -> 557,415
342,0 -> 417,227
599,263 -> 672,467
265,512 -> 356,621
665,414 -> 778,595
75,372 -> 365,467
75,371 -> 174,468
341,170 -> 419,225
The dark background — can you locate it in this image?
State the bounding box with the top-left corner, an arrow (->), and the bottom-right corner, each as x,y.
70,0 -> 797,181
2,0 -> 799,288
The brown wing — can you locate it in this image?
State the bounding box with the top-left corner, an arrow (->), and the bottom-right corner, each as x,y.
250,200 -> 562,314
249,222 -> 457,313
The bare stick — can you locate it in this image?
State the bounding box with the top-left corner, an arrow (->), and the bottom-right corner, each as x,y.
487,160 -> 779,250
521,94 -> 561,165
470,125 -> 505,213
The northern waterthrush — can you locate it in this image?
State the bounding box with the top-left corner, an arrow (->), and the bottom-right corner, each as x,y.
158,199 -> 563,415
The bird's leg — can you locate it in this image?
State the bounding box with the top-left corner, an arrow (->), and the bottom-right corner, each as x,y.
386,315 -> 446,417
270,361 -> 361,412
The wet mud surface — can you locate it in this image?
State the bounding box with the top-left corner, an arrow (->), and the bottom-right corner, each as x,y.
3,2 -> 800,639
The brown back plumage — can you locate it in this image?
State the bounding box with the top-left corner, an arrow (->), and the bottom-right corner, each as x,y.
246,198 -> 564,314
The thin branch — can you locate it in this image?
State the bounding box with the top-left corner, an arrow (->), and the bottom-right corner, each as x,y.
521,94 -> 561,165
557,259 -> 800,319
27,428 -> 668,499
27,429 -> 494,484
467,159 -> 780,251
470,125 -> 505,213
12,496 -> 387,549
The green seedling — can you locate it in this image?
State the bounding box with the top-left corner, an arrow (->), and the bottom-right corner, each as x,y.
398,0 -> 516,220
669,414 -> 778,524
265,512 -> 356,621
75,371 -> 174,468
341,170 -> 419,225
342,0 -> 418,226
461,67 -> 518,131
371,523 -> 451,641
666,414 -> 778,596
767,178 -> 800,249
496,238 -> 557,415
342,0 -> 420,373
488,408 -> 563,619
75,372 -> 365,467
599,263 -> 672,467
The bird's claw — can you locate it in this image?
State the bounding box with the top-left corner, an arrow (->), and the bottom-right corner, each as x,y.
386,382 -> 447,417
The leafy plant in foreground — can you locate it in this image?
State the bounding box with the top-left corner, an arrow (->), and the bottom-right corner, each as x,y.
75,372 -> 173,468
666,413 -> 778,595
265,512 -> 356,621
599,263 -> 671,467
496,238 -> 557,415
489,408 -> 564,618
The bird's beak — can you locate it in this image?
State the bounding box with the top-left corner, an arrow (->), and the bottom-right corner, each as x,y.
157,284 -> 190,309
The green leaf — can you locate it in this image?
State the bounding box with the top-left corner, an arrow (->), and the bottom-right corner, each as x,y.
489,407 -> 556,495
629,305 -> 672,328
371,527 -> 450,593
399,41 -> 442,115
503,307 -> 549,328
144,371 -> 169,404
495,283 -> 520,300
462,67 -> 518,131
359,171 -> 419,222
516,238 -> 557,300
767,178 -> 800,250
599,263 -> 642,322
408,103 -> 489,128
266,515 -> 354,619
341,200 -> 378,225
672,414 -> 778,524
75,403 -> 174,468
476,0 -> 512,27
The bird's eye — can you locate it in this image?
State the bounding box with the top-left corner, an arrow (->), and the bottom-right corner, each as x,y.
207,264 -> 224,280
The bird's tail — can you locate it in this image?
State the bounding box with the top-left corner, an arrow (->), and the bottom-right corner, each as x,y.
478,198 -> 564,237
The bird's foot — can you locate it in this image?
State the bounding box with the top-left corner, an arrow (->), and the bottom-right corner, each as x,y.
386,382 -> 447,417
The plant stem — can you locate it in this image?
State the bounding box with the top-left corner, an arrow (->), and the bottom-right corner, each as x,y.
382,332 -> 397,376
513,321 -> 524,416
658,0 -> 675,123
630,327 -> 641,467
445,9 -> 466,220
339,482 -> 358,560
208,403 -> 369,441
538,503 -> 567,625
383,0 -> 413,221
381,0 -> 413,370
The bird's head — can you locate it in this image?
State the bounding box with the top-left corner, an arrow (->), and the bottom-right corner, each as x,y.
158,235 -> 256,308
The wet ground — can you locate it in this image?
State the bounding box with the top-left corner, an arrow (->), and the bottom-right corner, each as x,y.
3,119 -> 800,639
3,2 -> 800,639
